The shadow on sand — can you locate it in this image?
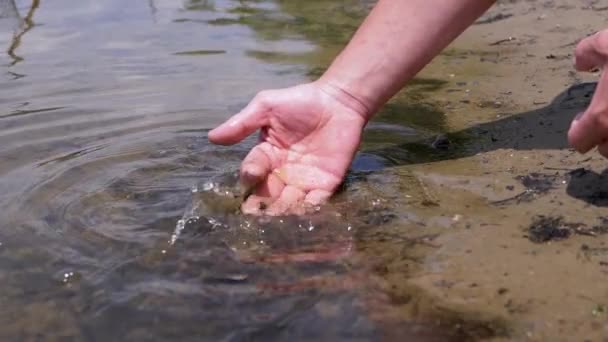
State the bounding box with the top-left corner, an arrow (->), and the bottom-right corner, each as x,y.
355,81 -> 608,208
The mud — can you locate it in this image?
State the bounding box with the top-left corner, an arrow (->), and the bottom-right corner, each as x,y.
346,0 -> 608,340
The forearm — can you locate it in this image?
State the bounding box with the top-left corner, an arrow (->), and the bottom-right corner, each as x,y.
319,0 -> 496,119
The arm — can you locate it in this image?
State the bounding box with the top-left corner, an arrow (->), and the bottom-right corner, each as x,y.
319,0 -> 496,119
209,0 -> 496,215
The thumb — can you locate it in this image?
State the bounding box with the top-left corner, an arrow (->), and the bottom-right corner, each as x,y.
574,31 -> 608,72
568,69 -> 608,153
208,98 -> 269,145
568,110 -> 602,153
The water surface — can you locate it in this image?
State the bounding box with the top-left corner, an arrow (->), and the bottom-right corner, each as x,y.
0,0 -> 465,340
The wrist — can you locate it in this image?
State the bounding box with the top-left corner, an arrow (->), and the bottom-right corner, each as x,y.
315,76 -> 377,123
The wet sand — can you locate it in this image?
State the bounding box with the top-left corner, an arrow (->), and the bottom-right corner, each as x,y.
361,0 -> 608,340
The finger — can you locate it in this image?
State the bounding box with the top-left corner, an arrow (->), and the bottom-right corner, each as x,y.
251,172 -> 285,199
574,31 -> 608,72
241,194 -> 273,215
265,185 -> 307,216
240,142 -> 276,190
208,98 -> 269,145
568,70 -> 608,152
241,173 -> 285,215
598,140 -> 608,159
568,111 -> 601,153
304,189 -> 333,206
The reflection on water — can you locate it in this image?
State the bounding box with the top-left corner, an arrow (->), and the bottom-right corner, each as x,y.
5,0 -> 39,65
0,0 -> 499,340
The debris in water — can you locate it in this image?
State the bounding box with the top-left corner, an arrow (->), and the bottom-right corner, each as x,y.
431,134 -> 451,150
475,13 -> 513,25
204,273 -> 248,284
592,304 -> 607,317
567,167 -> 589,178
258,202 -> 267,211
492,172 -> 561,205
518,173 -> 559,193
489,36 -> 516,46
526,216 -> 573,243
61,271 -> 81,285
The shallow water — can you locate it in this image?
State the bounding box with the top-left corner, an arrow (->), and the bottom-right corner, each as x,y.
0,0 -> 473,340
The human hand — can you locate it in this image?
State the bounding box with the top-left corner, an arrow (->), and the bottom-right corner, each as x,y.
208,81 -> 369,215
569,30 -> 608,157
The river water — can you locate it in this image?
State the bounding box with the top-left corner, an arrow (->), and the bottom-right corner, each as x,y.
0,0 -> 519,340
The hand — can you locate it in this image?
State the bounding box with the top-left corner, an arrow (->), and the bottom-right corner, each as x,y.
208,81 -> 369,215
569,30 -> 608,157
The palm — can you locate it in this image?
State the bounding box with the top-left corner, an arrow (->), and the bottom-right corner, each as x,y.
209,82 -> 366,215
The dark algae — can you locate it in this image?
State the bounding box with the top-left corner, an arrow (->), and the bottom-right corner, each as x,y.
526,216 -> 573,243
525,216 -> 608,243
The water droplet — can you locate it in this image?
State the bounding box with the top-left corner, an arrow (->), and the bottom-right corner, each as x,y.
62,271 -> 78,284
202,181 -> 214,191
208,217 -> 222,229
170,219 -> 186,245
372,199 -> 382,206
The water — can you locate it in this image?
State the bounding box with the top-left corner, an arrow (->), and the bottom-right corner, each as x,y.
0,0 -> 525,340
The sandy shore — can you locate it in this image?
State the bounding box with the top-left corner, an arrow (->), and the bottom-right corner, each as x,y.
356,1 -> 608,340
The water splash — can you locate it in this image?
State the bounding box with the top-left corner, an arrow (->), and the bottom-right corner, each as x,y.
170,218 -> 187,245
169,172 -> 244,246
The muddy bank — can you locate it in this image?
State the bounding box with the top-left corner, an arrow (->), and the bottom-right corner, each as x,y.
352,0 -> 608,340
